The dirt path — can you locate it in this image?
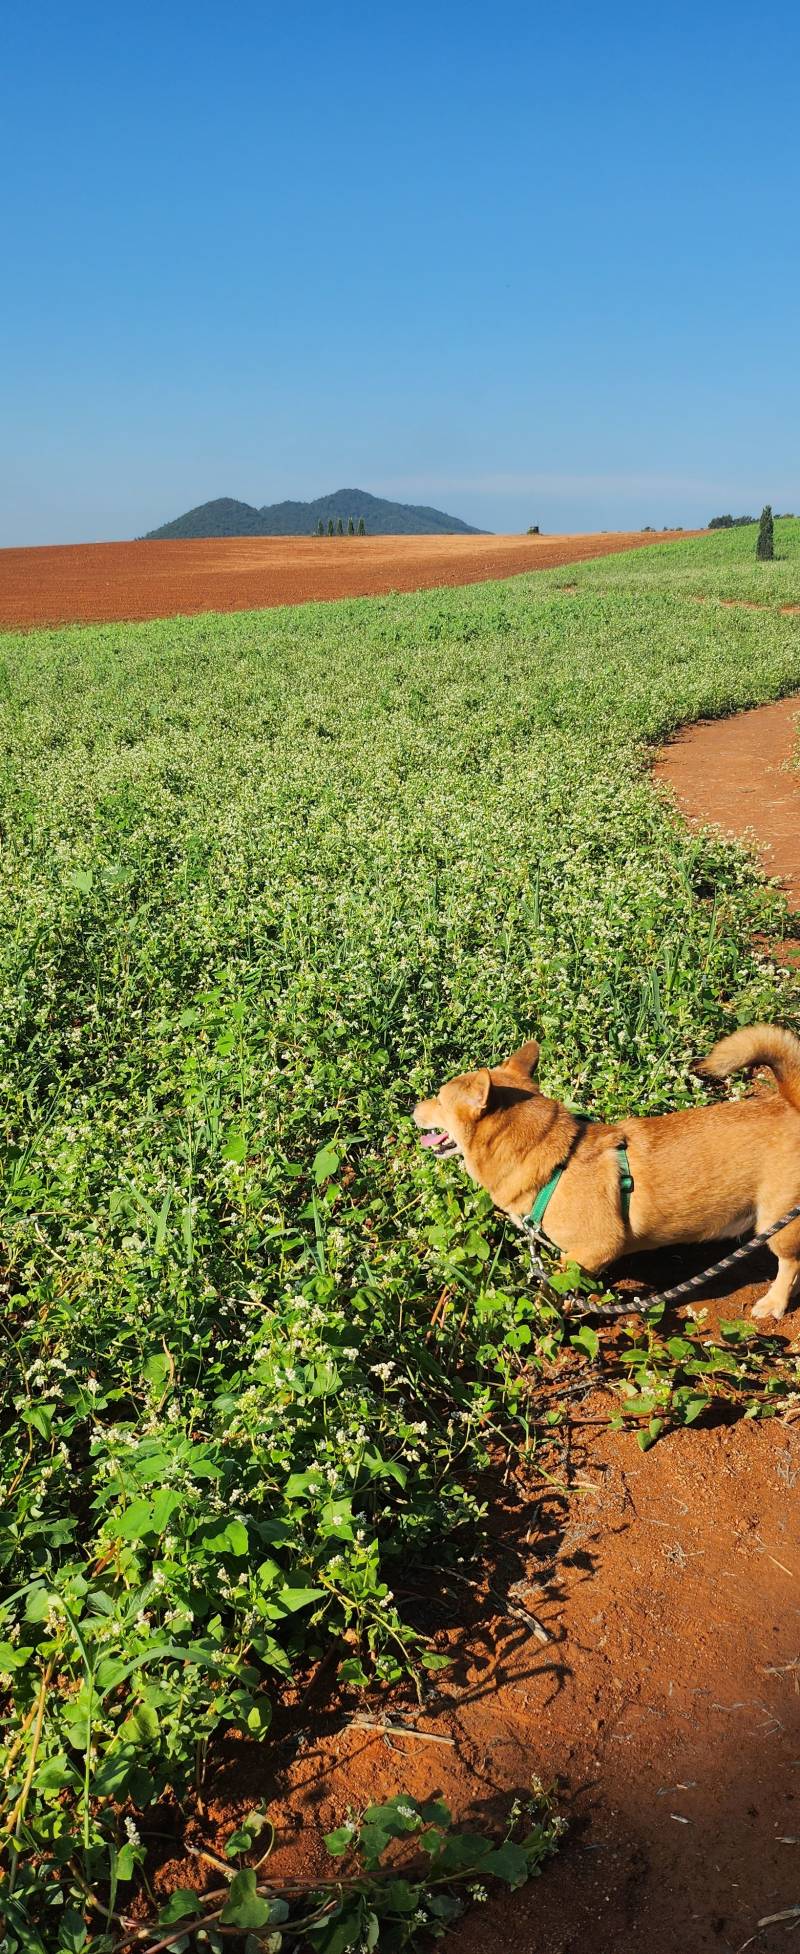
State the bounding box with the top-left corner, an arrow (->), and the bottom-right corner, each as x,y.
0,529 -> 699,631
655,695 -> 800,912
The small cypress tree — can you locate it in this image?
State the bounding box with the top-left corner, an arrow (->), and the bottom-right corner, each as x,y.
327,518 -> 334,537
756,505 -> 774,560
358,517 -> 366,536
337,517 -> 344,536
348,516 -> 355,536
317,518 -> 324,536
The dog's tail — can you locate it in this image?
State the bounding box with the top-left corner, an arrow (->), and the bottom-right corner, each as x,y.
695,1023 -> 800,1113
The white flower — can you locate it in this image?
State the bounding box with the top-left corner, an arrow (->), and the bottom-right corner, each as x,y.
124,1817 -> 141,1847
370,1361 -> 395,1382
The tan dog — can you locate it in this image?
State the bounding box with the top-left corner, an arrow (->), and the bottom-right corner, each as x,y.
414,1024 -> 800,1321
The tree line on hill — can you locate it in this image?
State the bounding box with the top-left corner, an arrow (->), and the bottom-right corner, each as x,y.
708,513 -> 756,528
710,506 -> 793,534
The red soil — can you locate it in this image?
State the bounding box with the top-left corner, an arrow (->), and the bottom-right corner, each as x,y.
655,696 -> 800,913
0,529 -> 700,632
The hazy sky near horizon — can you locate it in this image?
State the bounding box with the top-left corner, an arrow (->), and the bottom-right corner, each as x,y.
3,1 -> 799,546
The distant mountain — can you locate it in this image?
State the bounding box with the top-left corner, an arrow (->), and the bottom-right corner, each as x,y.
144,488 -> 485,539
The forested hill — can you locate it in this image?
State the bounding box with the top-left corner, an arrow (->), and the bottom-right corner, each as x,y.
144,488 -> 485,538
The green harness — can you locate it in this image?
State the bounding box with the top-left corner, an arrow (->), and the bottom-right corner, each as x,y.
525,1128 -> 634,1247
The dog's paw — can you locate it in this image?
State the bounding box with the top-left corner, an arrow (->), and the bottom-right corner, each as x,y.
752,1294 -> 788,1324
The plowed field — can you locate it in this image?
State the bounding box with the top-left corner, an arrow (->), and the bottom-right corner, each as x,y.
0,528 -> 700,629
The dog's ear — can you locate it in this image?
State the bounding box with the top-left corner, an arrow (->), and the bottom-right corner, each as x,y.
453,1069 -> 493,1120
504,1039 -> 540,1081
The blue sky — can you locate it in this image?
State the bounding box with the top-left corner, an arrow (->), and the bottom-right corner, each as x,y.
3,0 -> 798,544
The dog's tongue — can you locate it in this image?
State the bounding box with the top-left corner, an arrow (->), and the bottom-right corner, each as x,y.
419,1129 -> 447,1149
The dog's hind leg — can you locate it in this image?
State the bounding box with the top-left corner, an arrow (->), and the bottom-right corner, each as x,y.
751,1215 -> 800,1322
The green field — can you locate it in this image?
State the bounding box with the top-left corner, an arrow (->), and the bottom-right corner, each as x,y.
2,521 -> 800,1948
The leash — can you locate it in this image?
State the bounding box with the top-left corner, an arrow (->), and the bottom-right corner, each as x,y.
522,1199 -> 800,1320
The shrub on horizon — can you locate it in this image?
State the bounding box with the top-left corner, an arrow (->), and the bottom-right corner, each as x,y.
358,517 -> 366,535
348,516 -> 355,535
327,518 -> 335,536
756,505 -> 774,560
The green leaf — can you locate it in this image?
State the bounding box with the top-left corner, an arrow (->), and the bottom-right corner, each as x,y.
338,1657 -> 369,1686
427,1893 -> 461,1921
194,1516 -> 249,1556
320,1499 -> 354,1540
36,1755 -> 81,1794
58,1909 -> 88,1953
284,1470 -> 323,1500
382,1880 -> 418,1913
0,1637 -> 30,1669
465,1232 -> 491,1262
324,1824 -> 356,1857
222,1130 -> 247,1164
269,1582 -> 325,1616
417,1799 -> 451,1826
99,1642 -> 224,1694
571,1325 -> 599,1360
481,1840 -> 530,1886
143,1352 -> 172,1391
24,1587 -> 59,1623
114,1490 -> 181,1540
115,1842 -> 139,1881
319,1910 -> 363,1954
219,1869 -> 272,1929
313,1143 -> 340,1185
121,1701 -> 160,1744
666,1336 -> 694,1360
92,1744 -> 141,1796
226,1825 -> 255,1858
23,1402 -> 56,1441
637,1416 -> 665,1451
158,1890 -> 203,1924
